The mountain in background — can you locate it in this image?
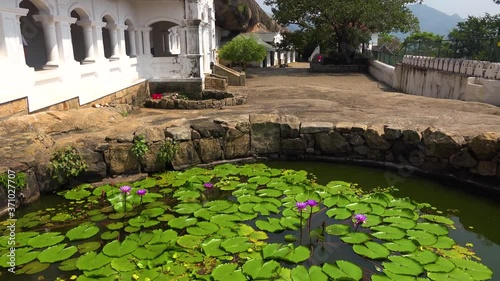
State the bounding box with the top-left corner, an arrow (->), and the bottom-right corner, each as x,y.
254,1 -> 464,38
394,4 -> 463,39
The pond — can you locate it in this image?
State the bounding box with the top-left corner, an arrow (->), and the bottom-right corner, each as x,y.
0,161 -> 497,281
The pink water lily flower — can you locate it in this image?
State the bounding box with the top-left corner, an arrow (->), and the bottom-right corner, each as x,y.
203,182 -> 214,189
119,185 -> 132,194
137,189 -> 147,196
354,214 -> 367,225
307,199 -> 318,207
296,202 -> 308,212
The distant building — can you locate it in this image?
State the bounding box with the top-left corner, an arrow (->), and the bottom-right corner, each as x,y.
0,0 -> 216,115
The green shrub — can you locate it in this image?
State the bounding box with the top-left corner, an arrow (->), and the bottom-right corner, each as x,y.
0,172 -> 27,189
131,135 -> 150,159
51,146 -> 87,183
218,35 -> 267,71
157,139 -> 179,168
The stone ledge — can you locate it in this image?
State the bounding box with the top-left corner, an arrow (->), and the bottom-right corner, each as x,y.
143,91 -> 247,110
2,115 -> 499,214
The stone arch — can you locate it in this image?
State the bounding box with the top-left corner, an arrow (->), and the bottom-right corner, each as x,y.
124,18 -> 136,57
144,17 -> 182,27
19,0 -> 48,69
148,20 -> 181,57
101,14 -> 117,59
70,8 -> 92,63
67,3 -> 91,20
23,0 -> 52,15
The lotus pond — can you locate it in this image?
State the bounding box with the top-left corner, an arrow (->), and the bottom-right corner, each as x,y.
0,162 -> 497,281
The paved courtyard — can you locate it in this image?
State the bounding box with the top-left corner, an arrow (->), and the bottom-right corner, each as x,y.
2,62 -> 500,151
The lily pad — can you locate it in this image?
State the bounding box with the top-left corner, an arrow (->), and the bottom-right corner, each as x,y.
322,260 -> 362,281
353,241 -> 390,259
78,242 -> 102,253
66,223 -> 100,241
28,232 -> 65,248
242,259 -> 280,279
37,243 -> 78,263
102,240 -> 138,257
17,261 -> 50,274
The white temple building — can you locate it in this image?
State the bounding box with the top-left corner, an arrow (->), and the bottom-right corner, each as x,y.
0,0 -> 217,114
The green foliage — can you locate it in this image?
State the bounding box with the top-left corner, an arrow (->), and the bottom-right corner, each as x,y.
131,135 -> 149,159
218,35 -> 267,70
4,163 -> 494,281
0,171 -> 27,189
50,146 -> 87,183
157,139 -> 179,167
447,13 -> 500,61
266,0 -> 420,55
403,31 -> 445,57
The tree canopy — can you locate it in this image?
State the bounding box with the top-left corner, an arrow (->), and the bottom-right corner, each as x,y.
447,14 -> 500,61
218,35 -> 267,70
265,0 -> 420,56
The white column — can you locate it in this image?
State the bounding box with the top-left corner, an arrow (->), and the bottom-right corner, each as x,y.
0,10 -> 28,60
142,27 -> 152,56
134,30 -> 143,55
128,28 -> 137,57
77,20 -> 95,61
33,15 -> 59,66
54,16 -> 77,65
179,26 -> 187,55
107,23 -> 119,59
266,52 -> 271,67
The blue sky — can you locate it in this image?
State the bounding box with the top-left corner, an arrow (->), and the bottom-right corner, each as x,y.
255,0 -> 500,18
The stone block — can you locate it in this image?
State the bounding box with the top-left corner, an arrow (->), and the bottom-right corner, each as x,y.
191,121 -> 225,138
364,125 -> 391,150
224,131 -> 250,159
354,145 -> 369,156
477,161 -> 497,176
172,141 -> 201,168
449,148 -> 478,168
281,138 -> 307,151
350,135 -> 365,146
106,143 -> 141,175
300,122 -> 334,134
134,126 -> 165,143
469,133 -> 499,160
402,129 -> 422,144
280,115 -> 300,139
423,127 -> 464,158
335,122 -> 354,133
314,132 -> 351,154
197,138 -> 222,163
250,114 -> 281,154
78,147 -> 107,181
141,142 -> 165,172
165,127 -> 192,141
384,126 -> 402,140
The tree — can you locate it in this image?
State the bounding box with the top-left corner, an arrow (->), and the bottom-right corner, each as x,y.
278,30 -> 321,61
265,0 -> 420,61
403,31 -> 443,56
447,14 -> 500,61
377,33 -> 402,53
218,35 -> 267,71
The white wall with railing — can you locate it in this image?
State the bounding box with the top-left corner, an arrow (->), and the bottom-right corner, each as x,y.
0,0 -> 217,113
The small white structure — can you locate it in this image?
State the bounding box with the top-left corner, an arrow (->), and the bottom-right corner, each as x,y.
250,32 -> 295,67
0,0 -> 217,113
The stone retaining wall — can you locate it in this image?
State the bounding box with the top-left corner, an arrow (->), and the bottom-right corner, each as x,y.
1,114 -> 499,214
143,92 -> 247,109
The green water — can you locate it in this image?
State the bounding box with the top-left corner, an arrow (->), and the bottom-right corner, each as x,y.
2,161 -> 499,280
267,160 -> 500,280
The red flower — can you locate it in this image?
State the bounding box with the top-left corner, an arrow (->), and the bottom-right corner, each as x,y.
151,93 -> 163,100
